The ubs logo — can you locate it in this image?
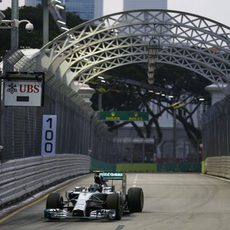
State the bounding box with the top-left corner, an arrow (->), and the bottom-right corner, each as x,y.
6,83 -> 40,94
7,83 -> 17,94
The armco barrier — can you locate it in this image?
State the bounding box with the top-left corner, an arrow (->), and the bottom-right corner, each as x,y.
0,154 -> 90,208
205,156 -> 230,179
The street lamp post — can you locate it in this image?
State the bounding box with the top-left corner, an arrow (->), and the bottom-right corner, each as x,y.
42,0 -> 49,45
11,0 -> 19,51
0,18 -> 34,48
0,6 -> 34,51
147,36 -> 161,85
0,6 -> 34,161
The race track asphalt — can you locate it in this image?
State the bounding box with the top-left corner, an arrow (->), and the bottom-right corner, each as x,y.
1,173 -> 230,230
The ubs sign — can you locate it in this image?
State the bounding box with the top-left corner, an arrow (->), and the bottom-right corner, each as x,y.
3,72 -> 44,107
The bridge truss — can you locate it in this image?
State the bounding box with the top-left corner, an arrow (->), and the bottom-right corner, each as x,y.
36,9 -> 230,91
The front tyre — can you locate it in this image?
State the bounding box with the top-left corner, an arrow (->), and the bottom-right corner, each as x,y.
46,192 -> 63,209
106,193 -> 123,220
127,187 -> 144,212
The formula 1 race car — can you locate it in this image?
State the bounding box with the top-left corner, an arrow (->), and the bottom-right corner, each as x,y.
44,172 -> 144,220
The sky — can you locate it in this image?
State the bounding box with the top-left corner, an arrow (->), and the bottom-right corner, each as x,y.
0,0 -> 25,10
0,0 -> 230,26
167,0 -> 230,26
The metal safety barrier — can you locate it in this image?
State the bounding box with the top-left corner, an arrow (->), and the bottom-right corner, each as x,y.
0,154 -> 90,208
205,156 -> 230,179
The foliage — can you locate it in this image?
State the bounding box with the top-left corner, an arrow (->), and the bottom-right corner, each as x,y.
0,5 -> 84,57
90,63 -> 211,150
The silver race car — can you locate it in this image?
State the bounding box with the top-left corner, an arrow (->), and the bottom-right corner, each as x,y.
44,172 -> 144,220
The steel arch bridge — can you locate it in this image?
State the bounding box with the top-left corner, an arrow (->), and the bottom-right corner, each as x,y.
35,9 -> 230,91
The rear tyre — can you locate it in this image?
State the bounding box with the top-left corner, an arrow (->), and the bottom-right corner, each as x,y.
127,187 -> 144,212
106,193 -> 122,220
46,192 -> 63,209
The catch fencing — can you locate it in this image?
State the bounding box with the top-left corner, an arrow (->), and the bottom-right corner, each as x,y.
0,61 -> 119,207
201,95 -> 230,177
0,49 -> 119,163
0,76 -> 118,163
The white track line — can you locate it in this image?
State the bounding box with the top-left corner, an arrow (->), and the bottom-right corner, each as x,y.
132,174 -> 138,187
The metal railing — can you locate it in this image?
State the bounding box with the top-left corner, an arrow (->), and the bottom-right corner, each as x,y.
0,154 -> 90,208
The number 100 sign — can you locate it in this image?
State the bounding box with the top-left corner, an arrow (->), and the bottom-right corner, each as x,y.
41,115 -> 57,156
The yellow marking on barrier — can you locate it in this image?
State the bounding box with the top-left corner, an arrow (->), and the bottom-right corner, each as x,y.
0,195 -> 48,224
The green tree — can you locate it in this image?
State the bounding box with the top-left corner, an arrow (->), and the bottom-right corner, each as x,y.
90,64 -> 211,152
0,5 -> 84,57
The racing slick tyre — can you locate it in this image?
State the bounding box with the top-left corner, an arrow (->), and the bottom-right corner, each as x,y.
127,187 -> 144,212
46,192 -> 63,209
106,193 -> 123,220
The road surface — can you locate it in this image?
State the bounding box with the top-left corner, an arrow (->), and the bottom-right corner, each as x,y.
1,173 -> 230,230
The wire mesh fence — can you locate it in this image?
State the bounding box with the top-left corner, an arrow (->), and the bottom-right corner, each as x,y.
201,95 -> 230,159
0,79 -> 118,163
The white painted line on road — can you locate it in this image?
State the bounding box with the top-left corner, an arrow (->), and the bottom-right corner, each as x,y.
115,224 -> 125,230
132,174 -> 138,187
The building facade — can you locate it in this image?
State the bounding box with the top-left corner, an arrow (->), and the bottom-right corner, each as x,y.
24,0 -> 94,20
24,0 -> 38,7
65,0 -> 94,20
3,0 -> 167,20
94,0 -> 167,18
0,0 -> 25,10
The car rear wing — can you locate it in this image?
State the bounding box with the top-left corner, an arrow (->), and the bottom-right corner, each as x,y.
99,172 -> 127,194
99,172 -> 124,180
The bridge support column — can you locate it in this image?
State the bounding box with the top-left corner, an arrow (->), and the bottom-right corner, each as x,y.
205,84 -> 227,105
70,82 -> 95,105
